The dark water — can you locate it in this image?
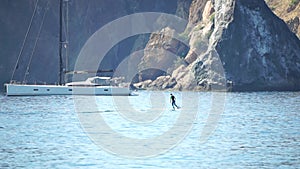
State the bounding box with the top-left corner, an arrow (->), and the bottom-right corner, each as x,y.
0,91 -> 299,168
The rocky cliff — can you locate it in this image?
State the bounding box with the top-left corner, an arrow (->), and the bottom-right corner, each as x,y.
134,0 -> 300,91
1,0 -> 300,92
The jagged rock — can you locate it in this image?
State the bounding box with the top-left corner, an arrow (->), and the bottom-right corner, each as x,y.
138,27 -> 189,81
133,75 -> 176,90
133,79 -> 152,90
202,0 -> 215,24
287,16 -> 299,34
148,75 -> 170,90
162,77 -> 177,89
177,0 -> 214,66
188,0 -> 209,26
213,0 -> 300,91
185,50 -> 198,64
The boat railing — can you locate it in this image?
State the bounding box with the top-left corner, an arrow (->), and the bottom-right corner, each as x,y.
8,80 -> 64,86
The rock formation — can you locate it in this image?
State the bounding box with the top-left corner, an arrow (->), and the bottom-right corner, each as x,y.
215,0 -> 300,91
135,0 -> 300,91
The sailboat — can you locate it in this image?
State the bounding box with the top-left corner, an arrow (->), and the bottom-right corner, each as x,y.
5,0 -> 132,96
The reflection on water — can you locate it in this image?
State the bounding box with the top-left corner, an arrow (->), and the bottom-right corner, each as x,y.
0,91 -> 299,168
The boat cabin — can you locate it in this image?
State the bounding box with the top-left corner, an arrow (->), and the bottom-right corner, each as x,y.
66,76 -> 111,87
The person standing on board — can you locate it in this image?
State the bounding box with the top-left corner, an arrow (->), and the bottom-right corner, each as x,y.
170,93 -> 179,110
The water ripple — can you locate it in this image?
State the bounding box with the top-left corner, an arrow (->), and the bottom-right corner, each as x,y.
0,91 -> 299,168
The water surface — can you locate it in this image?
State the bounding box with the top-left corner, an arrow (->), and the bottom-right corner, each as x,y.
0,91 -> 299,168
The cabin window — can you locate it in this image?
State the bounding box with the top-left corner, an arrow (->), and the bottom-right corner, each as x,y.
68,89 -> 72,91
104,89 -> 108,91
33,89 -> 38,91
47,89 -> 50,91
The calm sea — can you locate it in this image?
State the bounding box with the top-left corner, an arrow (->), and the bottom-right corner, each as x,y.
0,91 -> 299,169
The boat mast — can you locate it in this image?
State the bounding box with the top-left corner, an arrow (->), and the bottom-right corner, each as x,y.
59,0 -> 69,85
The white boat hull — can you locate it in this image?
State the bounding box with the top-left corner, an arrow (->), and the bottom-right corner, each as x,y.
5,84 -> 131,96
